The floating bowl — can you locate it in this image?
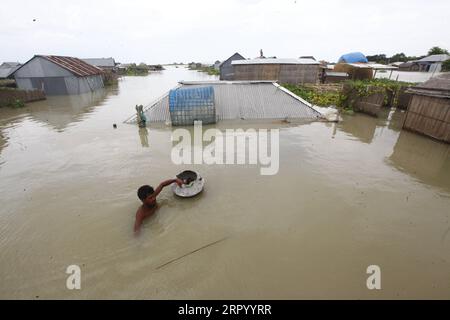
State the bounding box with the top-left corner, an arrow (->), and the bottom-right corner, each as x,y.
172,171 -> 205,198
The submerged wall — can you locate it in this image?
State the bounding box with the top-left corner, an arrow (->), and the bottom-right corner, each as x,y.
403,95 -> 450,143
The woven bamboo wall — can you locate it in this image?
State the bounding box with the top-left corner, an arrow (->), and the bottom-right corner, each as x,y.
333,64 -> 373,80
404,95 -> 450,143
233,64 -> 319,84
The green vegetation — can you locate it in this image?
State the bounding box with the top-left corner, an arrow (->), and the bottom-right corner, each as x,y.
10,99 -> 25,108
442,59 -> 450,72
282,78 -> 415,114
188,62 -> 220,76
428,46 -> 449,55
281,84 -> 342,107
340,79 -> 414,111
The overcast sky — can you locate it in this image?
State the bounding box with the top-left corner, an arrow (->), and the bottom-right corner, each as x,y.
1,0 -> 449,64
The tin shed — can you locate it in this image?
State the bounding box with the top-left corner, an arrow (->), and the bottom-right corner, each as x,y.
13,55 -> 104,96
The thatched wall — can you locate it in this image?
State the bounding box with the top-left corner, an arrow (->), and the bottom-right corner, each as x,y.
233,64 -> 319,84
403,95 -> 450,143
333,63 -> 373,80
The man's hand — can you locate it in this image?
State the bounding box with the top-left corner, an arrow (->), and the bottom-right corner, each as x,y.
175,178 -> 185,187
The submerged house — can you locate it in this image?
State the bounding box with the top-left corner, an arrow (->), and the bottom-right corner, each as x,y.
13,55 -> 104,95
219,53 -> 246,80
0,62 -> 21,79
403,73 -> 450,143
416,54 -> 450,73
82,57 -> 117,71
231,58 -> 320,84
125,81 -> 323,125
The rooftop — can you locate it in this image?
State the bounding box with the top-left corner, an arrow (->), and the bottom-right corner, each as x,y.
408,73 -> 450,98
82,58 -> 116,68
0,62 -> 21,78
35,55 -> 103,77
231,58 -> 319,66
417,54 -> 450,63
125,81 -> 323,124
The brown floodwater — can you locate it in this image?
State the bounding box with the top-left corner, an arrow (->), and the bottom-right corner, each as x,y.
0,67 -> 449,299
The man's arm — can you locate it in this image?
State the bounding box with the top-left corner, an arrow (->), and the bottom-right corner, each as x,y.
148,179 -> 183,200
134,211 -> 144,234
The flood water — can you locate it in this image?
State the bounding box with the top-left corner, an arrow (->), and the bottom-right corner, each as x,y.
1,67 -> 449,299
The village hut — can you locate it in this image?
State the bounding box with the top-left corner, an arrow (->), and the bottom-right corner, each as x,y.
13,55 -> 104,95
0,62 -> 21,79
219,53 -> 246,80
82,58 -> 117,71
403,73 -> 450,143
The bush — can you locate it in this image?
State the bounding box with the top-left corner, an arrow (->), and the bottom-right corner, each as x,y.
442,59 -> 450,72
10,99 -> 25,108
281,84 -> 341,107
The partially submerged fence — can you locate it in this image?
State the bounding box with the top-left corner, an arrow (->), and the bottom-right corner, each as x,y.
0,88 -> 46,107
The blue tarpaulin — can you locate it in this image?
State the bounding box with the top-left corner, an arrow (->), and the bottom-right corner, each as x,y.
338,52 -> 368,63
169,86 -> 216,125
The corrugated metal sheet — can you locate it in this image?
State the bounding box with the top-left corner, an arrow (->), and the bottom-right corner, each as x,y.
232,58 -> 319,65
82,58 -> 116,68
39,55 -> 103,77
125,82 -> 322,124
418,54 -> 450,63
0,62 -> 21,78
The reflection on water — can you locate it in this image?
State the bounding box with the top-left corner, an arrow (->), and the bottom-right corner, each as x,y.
139,127 -> 149,148
0,67 -> 450,299
389,130 -> 450,191
28,88 -> 114,131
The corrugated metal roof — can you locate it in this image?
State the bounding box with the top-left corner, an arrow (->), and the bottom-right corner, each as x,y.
82,58 -> 116,68
407,73 -> 450,98
38,55 -> 104,77
344,63 -> 397,70
125,81 -> 322,124
232,58 -> 319,65
418,54 -> 450,63
219,52 -> 245,67
0,63 -> 21,78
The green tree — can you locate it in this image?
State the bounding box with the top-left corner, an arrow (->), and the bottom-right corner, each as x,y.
442,59 -> 450,72
390,53 -> 408,62
428,46 -> 449,55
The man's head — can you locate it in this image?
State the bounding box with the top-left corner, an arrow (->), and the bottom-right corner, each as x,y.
137,185 -> 154,203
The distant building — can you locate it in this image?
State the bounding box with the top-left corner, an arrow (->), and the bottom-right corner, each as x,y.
333,62 -> 396,80
231,58 -> 320,84
0,62 -> 21,79
13,55 -> 104,95
213,60 -> 221,71
398,61 -> 420,72
338,52 -> 369,64
416,54 -> 450,73
300,56 -> 316,61
219,53 -> 245,80
82,58 -> 116,71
